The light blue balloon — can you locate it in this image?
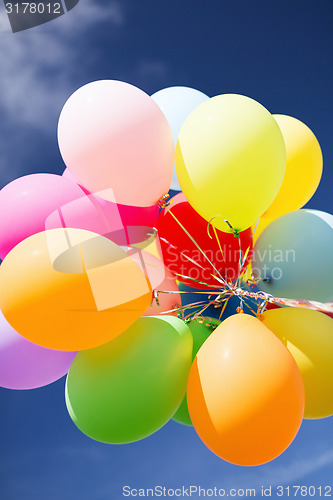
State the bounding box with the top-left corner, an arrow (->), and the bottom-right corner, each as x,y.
253,210 -> 333,303
151,86 -> 209,190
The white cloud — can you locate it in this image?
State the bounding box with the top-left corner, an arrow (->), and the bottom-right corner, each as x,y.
258,448 -> 333,488
0,0 -> 125,128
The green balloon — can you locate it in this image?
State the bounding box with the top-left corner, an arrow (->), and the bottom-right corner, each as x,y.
172,317 -> 220,426
65,316 -> 192,444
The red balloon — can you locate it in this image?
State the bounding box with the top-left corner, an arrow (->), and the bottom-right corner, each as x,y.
157,193 -> 253,289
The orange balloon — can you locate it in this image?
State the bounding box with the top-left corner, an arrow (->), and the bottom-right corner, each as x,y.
0,228 -> 152,351
187,314 -> 304,466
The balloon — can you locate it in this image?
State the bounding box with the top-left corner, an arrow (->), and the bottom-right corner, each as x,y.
253,209 -> 333,303
65,316 -> 193,443
0,228 -> 152,351
187,314 -> 304,466
175,94 -> 286,233
0,310 -> 76,390
0,174 -> 85,260
62,168 -> 159,237
157,193 -> 253,289
58,80 -> 174,206
151,86 -> 209,191
252,115 -> 323,242
261,308 -> 333,419
263,115 -> 323,219
0,172 -> 157,257
173,317 -> 220,426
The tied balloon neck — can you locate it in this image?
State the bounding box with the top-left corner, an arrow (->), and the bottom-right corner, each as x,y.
184,316 -> 220,334
223,219 -> 240,238
152,290 -> 161,307
207,216 -> 240,239
158,194 -> 171,209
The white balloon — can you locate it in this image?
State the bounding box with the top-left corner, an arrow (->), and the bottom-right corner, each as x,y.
152,86 -> 209,190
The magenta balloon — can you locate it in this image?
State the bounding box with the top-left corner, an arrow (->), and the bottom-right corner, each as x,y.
0,311 -> 76,390
0,173 -> 85,260
61,168 -> 159,241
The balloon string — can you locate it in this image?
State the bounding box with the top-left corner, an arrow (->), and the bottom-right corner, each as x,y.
174,272 -> 222,288
238,246 -> 251,282
242,299 -> 257,316
157,289 -> 222,295
236,234 -> 242,288
207,216 -> 240,238
156,300 -> 209,316
252,217 -> 260,237
236,287 -> 333,315
158,196 -> 333,318
191,300 -> 217,321
154,283 -> 333,321
207,222 -> 225,263
167,208 -> 232,290
218,299 -> 229,321
159,236 -> 207,271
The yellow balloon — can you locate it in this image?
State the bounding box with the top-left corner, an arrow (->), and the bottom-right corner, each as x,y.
175,94 -> 286,233
263,115 -> 323,219
261,308 -> 333,419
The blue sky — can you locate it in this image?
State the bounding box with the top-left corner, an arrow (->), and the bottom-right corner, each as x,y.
0,1 -> 333,499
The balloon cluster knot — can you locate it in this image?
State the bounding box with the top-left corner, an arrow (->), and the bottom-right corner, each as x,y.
158,194 -> 171,209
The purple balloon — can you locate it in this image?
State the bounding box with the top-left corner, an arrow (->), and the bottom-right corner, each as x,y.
0,311 -> 77,390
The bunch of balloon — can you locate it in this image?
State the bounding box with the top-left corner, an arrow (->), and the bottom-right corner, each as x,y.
1,79 -> 332,469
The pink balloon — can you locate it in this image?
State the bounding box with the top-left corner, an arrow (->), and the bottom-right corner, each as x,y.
58,80 -> 174,206
0,172 -> 159,261
0,173 -> 85,260
0,311 -> 76,390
